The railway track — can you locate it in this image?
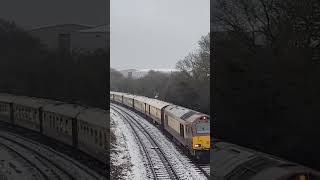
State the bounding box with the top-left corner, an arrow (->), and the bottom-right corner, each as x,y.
0,136 -> 73,180
111,103 -> 209,180
196,164 -> 210,178
0,143 -> 50,180
0,130 -> 105,180
0,121 -> 109,178
111,104 -> 179,180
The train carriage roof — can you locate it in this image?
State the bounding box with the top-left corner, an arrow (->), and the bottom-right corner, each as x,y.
77,108 -> 109,128
43,103 -> 87,117
133,96 -> 150,104
145,98 -> 171,110
13,96 -> 57,108
122,94 -> 136,99
0,93 -> 17,103
110,91 -> 126,96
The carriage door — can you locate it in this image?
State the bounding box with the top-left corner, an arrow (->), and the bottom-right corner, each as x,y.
160,110 -> 165,130
161,109 -> 165,125
180,124 -> 184,138
72,118 -> 78,148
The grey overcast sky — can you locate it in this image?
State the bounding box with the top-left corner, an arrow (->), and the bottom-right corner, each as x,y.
111,0 -> 210,70
0,0 -> 108,29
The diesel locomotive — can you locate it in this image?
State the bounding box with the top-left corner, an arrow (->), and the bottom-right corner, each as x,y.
110,91 -> 210,161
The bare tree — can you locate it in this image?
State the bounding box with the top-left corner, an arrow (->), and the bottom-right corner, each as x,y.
212,0 -> 319,51
176,33 -> 210,80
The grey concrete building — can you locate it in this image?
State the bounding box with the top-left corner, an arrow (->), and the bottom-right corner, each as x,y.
28,24 -> 109,53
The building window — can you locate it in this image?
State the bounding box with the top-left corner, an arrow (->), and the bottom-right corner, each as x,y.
58,33 -> 71,55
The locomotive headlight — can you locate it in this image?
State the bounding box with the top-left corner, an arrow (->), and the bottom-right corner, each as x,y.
194,144 -> 201,148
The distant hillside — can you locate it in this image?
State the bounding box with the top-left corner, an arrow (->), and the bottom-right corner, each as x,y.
119,68 -> 177,79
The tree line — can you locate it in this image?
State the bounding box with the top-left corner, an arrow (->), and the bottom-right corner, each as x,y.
110,33 -> 210,114
0,18 -> 108,109
212,0 -> 320,169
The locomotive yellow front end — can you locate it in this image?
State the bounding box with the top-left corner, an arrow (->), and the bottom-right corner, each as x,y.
193,135 -> 210,150
192,115 -> 210,162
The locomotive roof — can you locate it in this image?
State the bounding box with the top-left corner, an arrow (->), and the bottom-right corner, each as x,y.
43,103 -> 87,117
211,141 -> 295,179
0,93 -> 17,103
165,105 -> 208,122
78,108 -> 109,128
212,141 -> 257,177
251,166 -> 319,180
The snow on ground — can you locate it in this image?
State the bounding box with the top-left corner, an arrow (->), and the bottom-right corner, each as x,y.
0,129 -> 105,180
114,104 -> 208,180
0,145 -> 43,180
110,110 -> 147,180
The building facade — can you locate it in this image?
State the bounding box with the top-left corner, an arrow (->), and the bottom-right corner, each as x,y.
29,24 -> 109,54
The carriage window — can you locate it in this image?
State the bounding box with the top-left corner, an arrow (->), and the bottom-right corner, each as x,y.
196,122 -> 210,134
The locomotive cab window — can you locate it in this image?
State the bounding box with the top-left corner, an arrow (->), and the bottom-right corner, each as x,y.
196,122 -> 210,134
